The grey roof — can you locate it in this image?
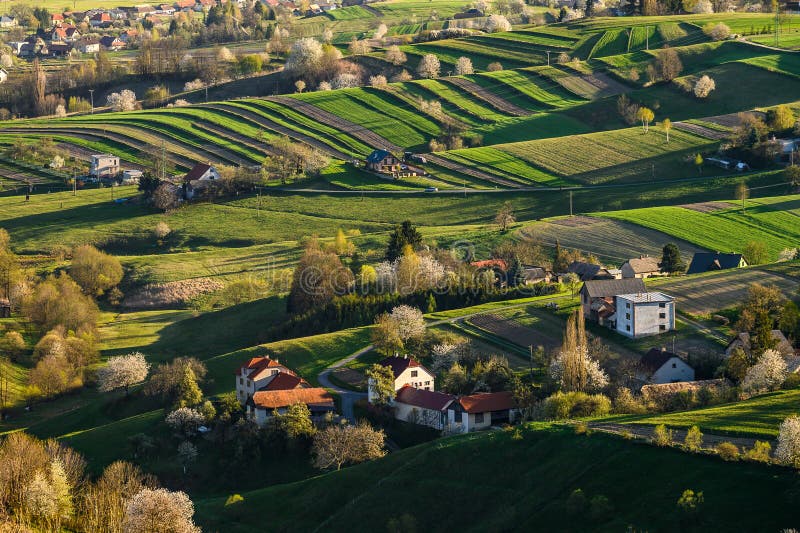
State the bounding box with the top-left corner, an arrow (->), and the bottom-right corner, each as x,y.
686,252 -> 745,275
568,261 -> 602,281
616,292 -> 674,304
581,278 -> 646,298
641,348 -> 681,373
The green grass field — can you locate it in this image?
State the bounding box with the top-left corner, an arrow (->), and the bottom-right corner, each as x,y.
598,195 -> 800,261
195,424 -> 800,531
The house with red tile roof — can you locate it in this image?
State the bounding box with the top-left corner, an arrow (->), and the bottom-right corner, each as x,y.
447,391 -> 516,432
235,356 -> 295,404
368,355 -> 435,404
184,162 -> 220,199
393,386 -> 454,430
247,388 -> 335,426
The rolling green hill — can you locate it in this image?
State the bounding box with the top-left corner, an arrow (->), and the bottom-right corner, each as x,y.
195,424 -> 800,532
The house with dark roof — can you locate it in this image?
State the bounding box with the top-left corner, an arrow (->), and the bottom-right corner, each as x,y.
639,348 -> 694,384
724,330 -> 794,358
621,255 -> 663,279
183,162 -> 220,199
580,278 -> 646,324
365,149 -> 400,173
247,387 -> 335,425
447,391 -> 516,432
566,261 -> 620,282
686,252 -> 747,275
99,35 -> 125,50
393,386 -> 455,430
368,355 -> 435,403
523,266 -> 553,285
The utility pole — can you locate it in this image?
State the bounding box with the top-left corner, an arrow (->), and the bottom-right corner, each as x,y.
546,50 -> 551,66
569,190 -> 573,217
775,2 -> 780,48
645,26 -> 650,50
89,89 -> 94,114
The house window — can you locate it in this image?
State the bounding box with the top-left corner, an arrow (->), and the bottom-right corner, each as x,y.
475,413 -> 484,424
659,313 -> 666,319
626,303 -> 631,309
626,325 -> 631,331
660,325 -> 667,331
672,363 -> 677,368
425,381 -> 430,386
625,313 -> 630,320
411,370 -> 418,377
659,303 -> 666,308
239,377 -> 243,385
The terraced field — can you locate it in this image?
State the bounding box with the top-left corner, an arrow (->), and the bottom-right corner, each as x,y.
599,195 -> 800,261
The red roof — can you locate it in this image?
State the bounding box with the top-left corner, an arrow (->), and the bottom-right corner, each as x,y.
395,385 -> 454,411
184,162 -> 212,182
260,372 -> 308,391
379,356 -> 422,379
236,356 -> 286,376
52,13 -> 65,20
458,391 -> 515,413
251,388 -> 334,410
175,0 -> 196,7
471,259 -> 508,271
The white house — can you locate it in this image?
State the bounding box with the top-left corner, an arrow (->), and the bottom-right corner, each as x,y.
393,386 -> 454,430
368,355 -> 436,403
235,356 -> 300,405
0,16 -> 17,28
0,69 -> 7,84
89,154 -> 120,178
614,292 -> 675,338
122,169 -> 143,184
183,162 -> 221,199
447,391 -> 516,433
639,348 -> 695,384
246,388 -> 335,426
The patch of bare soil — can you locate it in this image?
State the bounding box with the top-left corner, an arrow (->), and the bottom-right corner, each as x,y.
679,201 -> 734,213
548,215 -> 602,228
122,278 -> 224,309
332,368 -> 366,389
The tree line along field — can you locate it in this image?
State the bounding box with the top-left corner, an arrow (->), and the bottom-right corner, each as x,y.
597,195 -> 800,261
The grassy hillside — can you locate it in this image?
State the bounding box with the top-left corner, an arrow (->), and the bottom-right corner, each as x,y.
598,195 -> 800,261
619,389 -> 800,439
195,424 -> 800,532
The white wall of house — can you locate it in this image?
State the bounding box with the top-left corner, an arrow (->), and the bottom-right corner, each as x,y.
616,297 -> 674,338
649,357 -> 695,384
394,367 -> 435,391
90,155 -> 120,177
235,367 -> 284,404
394,403 -> 445,430
447,410 -> 497,433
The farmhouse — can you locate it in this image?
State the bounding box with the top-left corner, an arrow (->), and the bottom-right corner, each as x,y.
393,386 -> 454,430
100,36 -> 126,50
89,154 -> 120,178
368,355 -> 435,403
724,330 -> 794,358
686,252 -> 747,275
639,348 -> 695,384
365,149 -> 401,173
122,169 -> 143,184
447,391 -> 516,433
0,15 -> 17,28
76,38 -> 101,54
615,292 -> 675,338
566,261 -> 621,281
621,255 -> 662,279
246,388 -> 335,426
235,355 -> 298,404
523,266 -> 553,284
580,278 -> 646,324
183,162 -> 221,199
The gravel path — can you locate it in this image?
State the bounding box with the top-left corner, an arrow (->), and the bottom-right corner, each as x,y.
591,422 -> 770,451
445,77 -> 532,117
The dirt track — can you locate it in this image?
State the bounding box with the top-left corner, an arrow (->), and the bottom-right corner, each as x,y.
445,77 -> 531,117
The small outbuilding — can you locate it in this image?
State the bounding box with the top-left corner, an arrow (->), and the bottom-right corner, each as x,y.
639,347 -> 695,384
686,252 -> 747,275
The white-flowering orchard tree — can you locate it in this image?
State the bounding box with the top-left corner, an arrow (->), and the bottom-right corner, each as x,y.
693,75 -> 716,98
390,305 -> 426,343
417,54 -> 441,78
742,349 -> 787,392
385,45 -> 407,66
454,56 -> 474,75
107,90 -> 136,112
284,37 -> 324,76
776,416 -> 800,468
122,488 -> 199,533
165,407 -> 205,437
485,14 -> 512,33
97,352 -> 151,395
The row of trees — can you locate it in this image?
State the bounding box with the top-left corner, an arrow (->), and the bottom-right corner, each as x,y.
0,432 -> 200,532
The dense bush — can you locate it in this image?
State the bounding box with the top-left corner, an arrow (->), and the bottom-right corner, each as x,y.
540,391 -> 611,420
